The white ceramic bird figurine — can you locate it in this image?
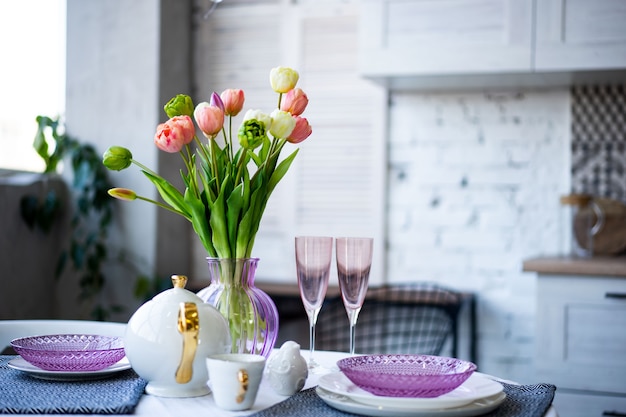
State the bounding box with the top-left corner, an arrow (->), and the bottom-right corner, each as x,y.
266,341 -> 308,396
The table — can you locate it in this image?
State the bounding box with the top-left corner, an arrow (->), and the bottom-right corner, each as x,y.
3,350 -> 557,417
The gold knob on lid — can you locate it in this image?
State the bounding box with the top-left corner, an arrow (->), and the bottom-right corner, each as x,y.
171,275 -> 188,289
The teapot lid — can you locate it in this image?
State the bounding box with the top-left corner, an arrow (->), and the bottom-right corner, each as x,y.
149,274 -> 203,306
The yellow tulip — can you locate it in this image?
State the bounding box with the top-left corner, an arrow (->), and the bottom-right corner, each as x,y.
269,67 -> 299,93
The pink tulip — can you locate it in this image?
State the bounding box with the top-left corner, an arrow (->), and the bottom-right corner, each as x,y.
287,116 -> 312,144
154,115 -> 195,153
171,116 -> 195,144
280,88 -> 308,116
220,89 -> 245,116
194,102 -> 225,137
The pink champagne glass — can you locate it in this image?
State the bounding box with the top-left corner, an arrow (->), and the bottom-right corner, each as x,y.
295,236 -> 333,370
336,237 -> 373,355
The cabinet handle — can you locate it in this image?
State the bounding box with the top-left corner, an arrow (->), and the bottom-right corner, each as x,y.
605,292 -> 626,299
603,411 -> 626,416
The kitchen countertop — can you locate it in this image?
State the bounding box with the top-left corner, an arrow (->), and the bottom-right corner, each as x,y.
523,255 -> 626,277
186,281 -> 342,297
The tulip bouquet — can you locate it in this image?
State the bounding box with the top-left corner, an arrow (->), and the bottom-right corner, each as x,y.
102,67 -> 312,260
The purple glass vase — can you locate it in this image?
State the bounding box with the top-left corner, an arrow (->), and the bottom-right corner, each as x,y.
197,258 -> 279,357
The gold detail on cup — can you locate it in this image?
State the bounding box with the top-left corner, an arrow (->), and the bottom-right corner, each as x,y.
236,369 -> 249,403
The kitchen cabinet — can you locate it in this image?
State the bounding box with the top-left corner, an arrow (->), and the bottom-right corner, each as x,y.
524,257 -> 626,417
535,0 -> 626,71
359,0 -> 626,90
359,0 -> 534,76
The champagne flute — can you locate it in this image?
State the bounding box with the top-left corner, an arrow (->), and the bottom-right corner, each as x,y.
295,236 -> 333,371
336,237 -> 373,355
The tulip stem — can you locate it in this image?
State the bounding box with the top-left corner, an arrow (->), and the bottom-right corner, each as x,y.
227,116 -> 234,161
135,195 -> 187,217
194,136 -> 211,166
234,148 -> 247,187
209,138 -> 221,194
180,146 -> 199,198
131,159 -> 159,178
277,93 -> 283,110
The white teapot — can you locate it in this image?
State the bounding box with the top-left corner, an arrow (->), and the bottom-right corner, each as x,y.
125,275 -> 231,397
266,341 -> 308,396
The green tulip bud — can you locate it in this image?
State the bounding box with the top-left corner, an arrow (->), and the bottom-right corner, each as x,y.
238,119 -> 267,150
108,188 -> 137,201
164,94 -> 194,118
102,146 -> 133,171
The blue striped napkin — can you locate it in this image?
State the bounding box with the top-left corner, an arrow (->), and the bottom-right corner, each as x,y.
0,355 -> 147,414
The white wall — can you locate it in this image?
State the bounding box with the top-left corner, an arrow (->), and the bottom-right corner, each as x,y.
387,89 -> 571,382
64,0 -> 162,319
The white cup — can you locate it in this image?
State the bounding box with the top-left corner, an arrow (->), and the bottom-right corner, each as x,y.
207,353 -> 266,411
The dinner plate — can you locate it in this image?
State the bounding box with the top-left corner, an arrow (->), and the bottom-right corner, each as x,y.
318,371 -> 503,410
316,386 -> 507,417
7,356 -> 131,381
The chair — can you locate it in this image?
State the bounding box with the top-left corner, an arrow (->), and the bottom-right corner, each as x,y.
315,282 -> 465,356
0,320 -> 127,354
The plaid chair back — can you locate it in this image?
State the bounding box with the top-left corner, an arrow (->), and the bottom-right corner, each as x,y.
316,282 -> 463,355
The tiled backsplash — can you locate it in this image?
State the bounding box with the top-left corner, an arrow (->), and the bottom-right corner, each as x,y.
571,85 -> 626,202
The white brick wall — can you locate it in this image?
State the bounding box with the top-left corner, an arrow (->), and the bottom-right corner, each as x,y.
387,89 -> 571,383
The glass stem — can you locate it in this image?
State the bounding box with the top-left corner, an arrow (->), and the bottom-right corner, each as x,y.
349,323 -> 356,355
309,322 -> 315,362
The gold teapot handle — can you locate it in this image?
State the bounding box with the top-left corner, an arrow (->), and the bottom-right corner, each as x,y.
175,301 -> 199,384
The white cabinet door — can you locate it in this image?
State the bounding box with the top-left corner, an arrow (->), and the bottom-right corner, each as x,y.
535,0 -> 626,70
535,274 -> 626,394
359,0 -> 534,77
552,390 -> 626,417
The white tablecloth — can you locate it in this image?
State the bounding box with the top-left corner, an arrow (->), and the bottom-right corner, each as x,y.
4,350 -> 558,417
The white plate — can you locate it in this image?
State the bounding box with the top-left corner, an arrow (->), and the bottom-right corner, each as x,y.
316,386 -> 507,417
7,357 -> 131,381
318,371 -> 503,410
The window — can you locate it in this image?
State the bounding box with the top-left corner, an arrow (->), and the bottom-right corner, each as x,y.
0,0 -> 66,172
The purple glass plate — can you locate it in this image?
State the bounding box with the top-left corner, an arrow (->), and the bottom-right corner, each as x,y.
337,354 -> 477,398
10,334 -> 125,372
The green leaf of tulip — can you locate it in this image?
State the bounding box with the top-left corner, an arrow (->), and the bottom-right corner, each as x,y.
141,171 -> 192,219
